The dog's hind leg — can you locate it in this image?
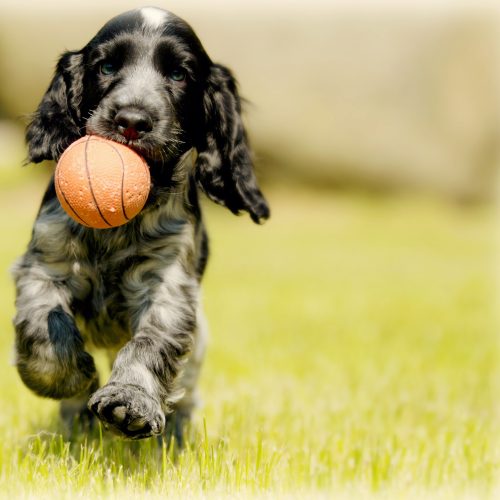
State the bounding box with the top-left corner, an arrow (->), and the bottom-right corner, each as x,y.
60,376 -> 100,438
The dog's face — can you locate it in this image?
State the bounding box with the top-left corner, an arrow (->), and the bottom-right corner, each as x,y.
83,8 -> 210,162
27,7 -> 269,223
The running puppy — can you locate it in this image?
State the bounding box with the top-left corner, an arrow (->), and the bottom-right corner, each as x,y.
13,7 -> 269,440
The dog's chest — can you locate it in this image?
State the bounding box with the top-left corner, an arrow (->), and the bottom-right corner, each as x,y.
68,220 -> 190,348
72,252 -> 135,347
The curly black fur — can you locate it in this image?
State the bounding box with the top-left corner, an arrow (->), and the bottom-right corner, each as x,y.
13,7 -> 269,440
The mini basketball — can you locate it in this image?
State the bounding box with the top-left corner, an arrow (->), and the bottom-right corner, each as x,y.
55,135 -> 151,229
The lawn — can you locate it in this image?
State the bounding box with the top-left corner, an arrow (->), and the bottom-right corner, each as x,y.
0,170 -> 498,498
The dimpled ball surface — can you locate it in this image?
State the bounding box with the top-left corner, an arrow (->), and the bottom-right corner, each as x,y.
55,135 -> 151,229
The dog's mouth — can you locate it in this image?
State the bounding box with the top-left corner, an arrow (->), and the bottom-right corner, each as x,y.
100,132 -> 150,155
85,121 -> 184,164
85,128 -> 164,162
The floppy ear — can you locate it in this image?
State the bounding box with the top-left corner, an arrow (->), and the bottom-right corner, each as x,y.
195,64 -> 270,224
26,51 -> 84,163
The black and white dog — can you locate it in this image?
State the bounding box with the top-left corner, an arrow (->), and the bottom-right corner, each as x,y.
12,7 -> 269,440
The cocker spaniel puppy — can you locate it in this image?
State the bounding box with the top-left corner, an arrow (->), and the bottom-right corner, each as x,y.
12,7 -> 269,440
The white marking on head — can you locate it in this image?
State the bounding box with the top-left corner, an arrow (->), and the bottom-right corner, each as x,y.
140,7 -> 168,30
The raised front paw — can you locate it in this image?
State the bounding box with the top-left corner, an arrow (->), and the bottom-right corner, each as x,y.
15,305 -> 97,399
16,349 -> 97,400
88,383 -> 165,439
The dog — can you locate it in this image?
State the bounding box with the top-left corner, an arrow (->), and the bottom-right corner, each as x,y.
12,7 -> 269,441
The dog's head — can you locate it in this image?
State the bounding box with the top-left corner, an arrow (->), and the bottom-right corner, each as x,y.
27,7 -> 269,223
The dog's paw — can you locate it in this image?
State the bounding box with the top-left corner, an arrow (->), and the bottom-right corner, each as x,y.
16,305 -> 98,399
17,350 -> 97,400
88,383 -> 165,439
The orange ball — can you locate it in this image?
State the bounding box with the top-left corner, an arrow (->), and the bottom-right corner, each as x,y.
55,135 -> 151,229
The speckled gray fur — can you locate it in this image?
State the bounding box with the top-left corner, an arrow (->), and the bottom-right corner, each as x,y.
13,7 -> 268,440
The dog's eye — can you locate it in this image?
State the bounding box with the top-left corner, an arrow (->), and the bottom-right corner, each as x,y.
100,62 -> 117,76
170,68 -> 186,82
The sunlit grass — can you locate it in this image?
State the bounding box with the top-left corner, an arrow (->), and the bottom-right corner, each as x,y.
0,172 -> 498,498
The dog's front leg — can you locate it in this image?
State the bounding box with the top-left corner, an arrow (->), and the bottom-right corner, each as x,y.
88,260 -> 197,439
13,260 -> 97,399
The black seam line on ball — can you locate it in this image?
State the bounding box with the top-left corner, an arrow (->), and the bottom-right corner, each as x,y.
55,148 -> 89,226
56,163 -> 91,226
106,140 -> 130,221
85,136 -> 112,227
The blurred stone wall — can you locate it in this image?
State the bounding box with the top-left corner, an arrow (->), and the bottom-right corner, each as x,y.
0,1 -> 498,199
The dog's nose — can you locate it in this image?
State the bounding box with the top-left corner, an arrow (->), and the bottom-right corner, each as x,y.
114,108 -> 153,141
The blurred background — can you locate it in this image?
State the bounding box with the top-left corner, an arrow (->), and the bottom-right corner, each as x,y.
0,0 -> 499,199
0,3 -> 499,494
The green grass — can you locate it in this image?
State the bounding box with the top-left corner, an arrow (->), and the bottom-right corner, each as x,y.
0,175 -> 498,498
